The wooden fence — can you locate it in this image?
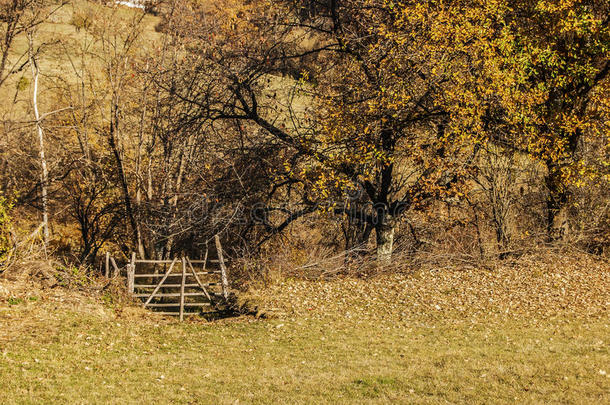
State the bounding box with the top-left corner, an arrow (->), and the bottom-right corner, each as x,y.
105,235 -> 230,321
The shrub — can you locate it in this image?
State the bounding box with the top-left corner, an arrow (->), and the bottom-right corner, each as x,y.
16,77 -> 29,92
70,9 -> 93,31
0,195 -> 13,265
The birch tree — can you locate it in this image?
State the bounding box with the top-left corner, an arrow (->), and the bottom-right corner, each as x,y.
27,30 -> 48,246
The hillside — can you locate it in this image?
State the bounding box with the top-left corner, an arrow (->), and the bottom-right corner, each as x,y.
0,0 -> 160,114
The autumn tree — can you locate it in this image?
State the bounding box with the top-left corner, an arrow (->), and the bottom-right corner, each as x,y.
484,0 -> 609,240
0,1 -> 66,248
159,0 -> 510,262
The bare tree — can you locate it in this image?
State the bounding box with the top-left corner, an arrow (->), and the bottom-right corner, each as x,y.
0,0 -> 66,89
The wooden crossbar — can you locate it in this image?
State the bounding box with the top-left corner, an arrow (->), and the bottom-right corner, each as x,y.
110,257 -> 120,277
186,254 -> 213,303
146,302 -> 212,307
133,271 -> 220,278
134,283 -> 220,288
104,253 -> 121,278
134,292 -> 211,298
142,258 -> 178,308
155,312 -> 205,316
134,259 -> 222,264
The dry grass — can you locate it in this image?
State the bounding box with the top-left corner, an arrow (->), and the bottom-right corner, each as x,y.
0,252 -> 609,404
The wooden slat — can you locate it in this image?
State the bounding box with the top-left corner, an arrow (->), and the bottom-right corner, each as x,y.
215,235 -> 229,300
155,312 -> 201,316
187,259 -> 222,264
134,271 -> 220,278
179,257 -> 187,321
186,256 -> 213,303
134,259 -> 173,264
135,292 -> 207,298
110,257 -> 120,278
135,259 -> 222,264
129,252 -> 136,293
134,283 -> 220,288
144,302 -> 212,307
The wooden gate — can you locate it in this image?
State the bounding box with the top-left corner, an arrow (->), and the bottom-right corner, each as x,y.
108,235 -> 230,321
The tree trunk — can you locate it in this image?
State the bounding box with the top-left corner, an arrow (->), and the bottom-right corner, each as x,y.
375,219 -> 395,264
134,61 -> 150,259
545,162 -> 569,241
108,101 -> 144,259
373,129 -> 396,264
29,33 -> 49,247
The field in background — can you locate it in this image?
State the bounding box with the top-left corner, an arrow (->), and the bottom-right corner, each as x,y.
1,252 -> 608,404
0,0 -> 160,117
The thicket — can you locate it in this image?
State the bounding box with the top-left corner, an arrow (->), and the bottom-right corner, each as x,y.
0,0 -> 608,279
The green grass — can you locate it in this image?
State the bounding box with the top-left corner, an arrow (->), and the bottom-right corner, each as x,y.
1,303 -> 608,404
1,254 -> 608,403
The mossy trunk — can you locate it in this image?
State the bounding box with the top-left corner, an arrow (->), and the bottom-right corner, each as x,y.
375,220 -> 395,265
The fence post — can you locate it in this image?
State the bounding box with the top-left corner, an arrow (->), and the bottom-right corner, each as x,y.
128,252 -> 136,294
105,252 -> 110,278
180,257 -> 187,322
215,234 -> 229,300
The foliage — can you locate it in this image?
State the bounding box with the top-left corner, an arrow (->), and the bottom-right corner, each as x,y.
70,5 -> 94,31
0,0 -> 608,267
161,0 -> 507,260
481,0 -> 610,236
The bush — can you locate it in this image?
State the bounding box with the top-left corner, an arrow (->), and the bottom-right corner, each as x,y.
0,195 -> 13,265
16,77 -> 29,92
70,8 -> 93,31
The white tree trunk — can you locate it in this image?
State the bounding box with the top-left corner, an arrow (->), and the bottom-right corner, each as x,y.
29,33 -> 49,246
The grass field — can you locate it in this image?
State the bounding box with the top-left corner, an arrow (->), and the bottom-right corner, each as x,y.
0,0 -> 160,116
1,253 -> 609,404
